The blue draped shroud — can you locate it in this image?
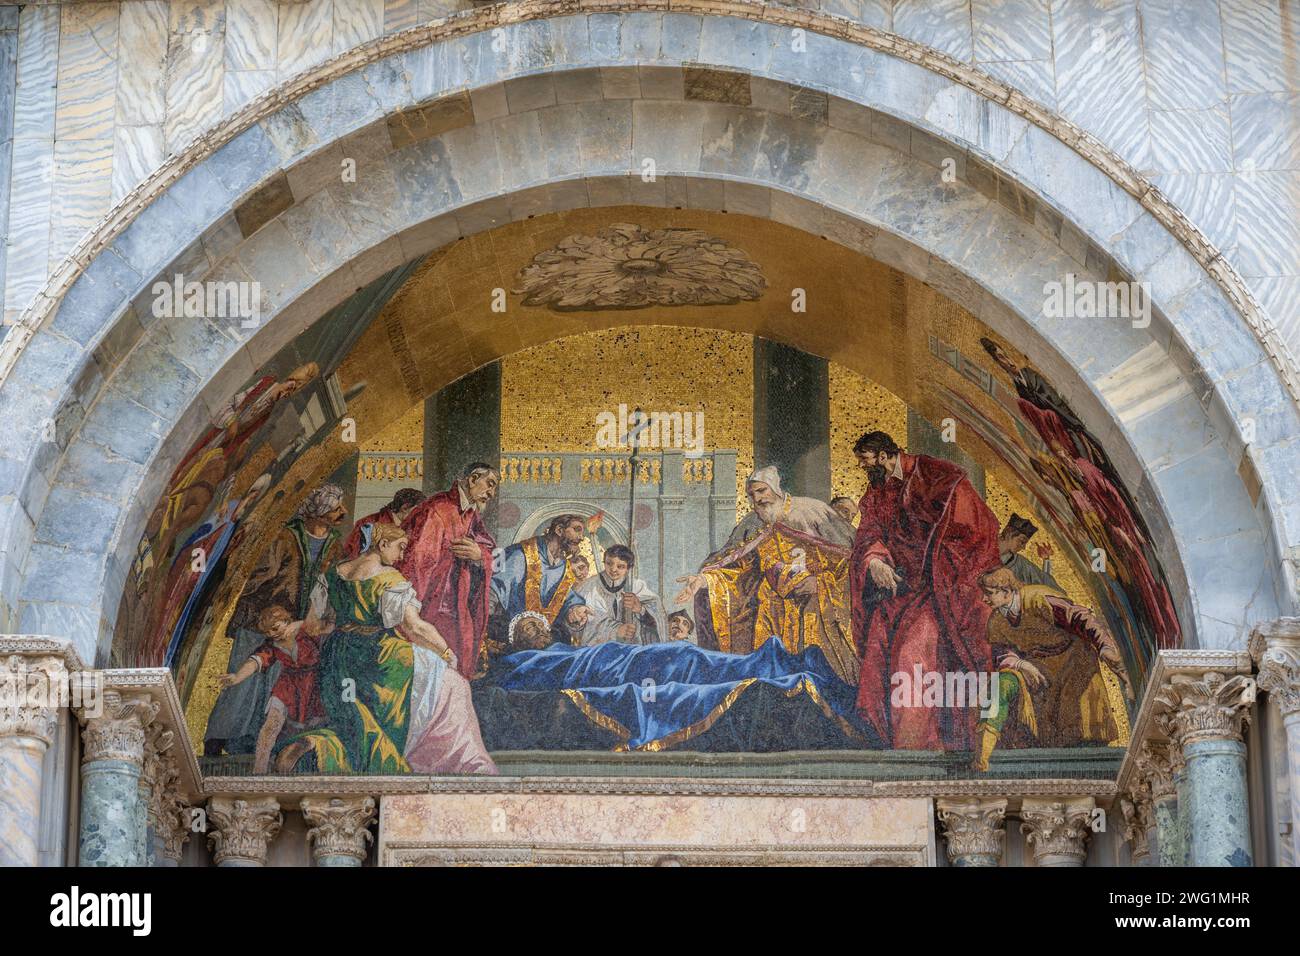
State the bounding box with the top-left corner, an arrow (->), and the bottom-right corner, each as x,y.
486,638 -> 865,750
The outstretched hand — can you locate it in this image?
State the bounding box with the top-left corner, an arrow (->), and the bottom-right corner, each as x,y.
674,574 -> 706,605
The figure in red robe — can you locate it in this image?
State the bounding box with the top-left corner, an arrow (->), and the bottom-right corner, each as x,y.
850,432 -> 1002,751
395,464 -> 499,679
343,488 -> 426,559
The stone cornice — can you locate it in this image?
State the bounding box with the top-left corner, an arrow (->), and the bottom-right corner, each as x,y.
1,0 -> 1292,411
0,635 -> 85,672
101,669 -> 204,801
202,773 -> 1116,806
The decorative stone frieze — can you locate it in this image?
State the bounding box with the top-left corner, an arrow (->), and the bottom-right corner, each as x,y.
207,797 -> 284,867
935,798 -> 1007,867
1020,797 -> 1095,867
302,796 -> 378,866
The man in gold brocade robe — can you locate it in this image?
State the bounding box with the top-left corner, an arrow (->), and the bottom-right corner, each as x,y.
674,467 -> 860,685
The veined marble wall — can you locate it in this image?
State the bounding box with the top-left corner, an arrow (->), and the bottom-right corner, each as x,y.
2,0 -> 1297,361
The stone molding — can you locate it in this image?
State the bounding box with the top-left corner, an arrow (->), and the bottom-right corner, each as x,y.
1250,619 -> 1300,719
1155,672 -> 1257,748
206,796 -> 284,866
301,796 -> 377,863
384,841 -> 928,866
935,797 -> 1007,865
202,774 -> 1116,801
76,690 -> 159,766
1020,796 -> 1096,866
0,0 -> 1291,411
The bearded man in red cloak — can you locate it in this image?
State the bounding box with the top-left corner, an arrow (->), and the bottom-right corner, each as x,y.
396,463 -> 498,679
850,431 -> 1001,751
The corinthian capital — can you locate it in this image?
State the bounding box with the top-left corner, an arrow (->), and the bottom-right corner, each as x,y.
1020,797 -> 1096,866
76,690 -> 160,766
207,797 -> 283,866
301,797 -> 377,863
1118,781 -> 1155,862
0,652 -> 69,746
1250,620 -> 1300,718
1134,739 -> 1183,799
156,758 -> 192,864
1154,671 -> 1256,747
936,798 -> 1006,865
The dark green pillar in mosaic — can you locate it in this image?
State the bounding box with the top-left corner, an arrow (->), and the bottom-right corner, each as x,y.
424,362 -> 502,530
752,338 -> 831,501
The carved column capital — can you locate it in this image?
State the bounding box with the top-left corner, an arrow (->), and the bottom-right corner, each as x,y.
1154,671 -> 1256,747
1118,780 -> 1155,862
154,756 -> 191,864
207,797 -> 283,866
936,797 -> 1006,866
0,652 -> 72,746
1250,620 -> 1300,718
76,691 -> 159,766
140,722 -> 176,795
1020,797 -> 1096,866
301,797 -> 377,864
1134,739 -> 1183,800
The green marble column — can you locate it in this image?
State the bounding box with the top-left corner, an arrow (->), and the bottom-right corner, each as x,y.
302,796 -> 377,867
1136,740 -> 1184,866
76,692 -> 159,867
753,338 -> 831,501
1156,672 -> 1255,867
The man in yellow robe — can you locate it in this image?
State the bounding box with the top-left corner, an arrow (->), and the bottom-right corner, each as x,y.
675,467 -> 860,685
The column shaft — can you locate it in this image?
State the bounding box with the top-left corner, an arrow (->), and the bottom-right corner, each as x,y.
0,735 -> 49,866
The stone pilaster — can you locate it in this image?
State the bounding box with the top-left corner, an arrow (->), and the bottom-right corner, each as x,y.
1134,739 -> 1184,866
0,648 -> 71,866
302,796 -> 377,867
155,763 -> 191,867
1020,797 -> 1095,867
207,797 -> 283,867
137,721 -> 175,866
936,797 -> 1006,867
1118,780 -> 1155,866
76,690 -> 159,866
1250,619 -> 1300,865
1155,671 -> 1255,867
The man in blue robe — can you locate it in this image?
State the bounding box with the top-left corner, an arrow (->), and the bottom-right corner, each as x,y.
490,514 -> 589,642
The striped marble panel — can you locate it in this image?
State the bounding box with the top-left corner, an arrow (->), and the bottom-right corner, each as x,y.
55,3 -> 120,142
1231,92 -> 1300,173
1138,0 -> 1227,111
164,27 -> 225,155
50,136 -> 114,264
1250,275 -> 1300,348
11,4 -> 58,141
972,0 -> 1051,63
3,136 -> 53,314
420,0 -> 466,21
1234,170 -> 1300,278
225,0 -> 277,72
978,58 -> 1057,111
1051,0 -> 1149,169
112,123 -> 165,203
892,0 -> 974,63
224,67 -> 278,114
1220,0 -> 1300,95
169,0 -> 227,35
334,0 -> 384,54
116,1 -> 168,127
1153,172 -> 1238,261
278,0 -> 334,79
1149,106 -> 1232,174
384,0 -> 420,35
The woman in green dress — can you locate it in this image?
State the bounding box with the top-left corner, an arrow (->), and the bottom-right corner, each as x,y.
282,522 -> 497,775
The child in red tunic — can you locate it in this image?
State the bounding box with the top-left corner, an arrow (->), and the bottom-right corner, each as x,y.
218,605 -> 325,773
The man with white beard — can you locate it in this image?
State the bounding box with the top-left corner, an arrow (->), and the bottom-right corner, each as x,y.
674,467 -> 859,684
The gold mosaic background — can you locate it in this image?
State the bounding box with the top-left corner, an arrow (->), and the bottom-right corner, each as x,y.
500,326 -> 754,511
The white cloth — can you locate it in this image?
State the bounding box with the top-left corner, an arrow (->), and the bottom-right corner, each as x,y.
573,573 -> 665,645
